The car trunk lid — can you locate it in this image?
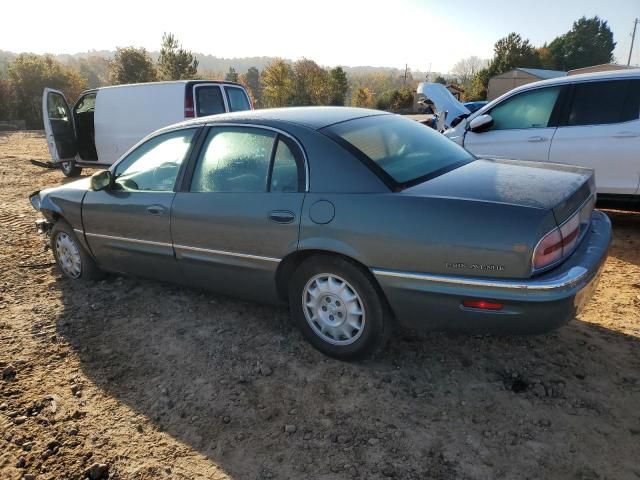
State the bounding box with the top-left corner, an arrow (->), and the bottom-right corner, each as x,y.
402,158 -> 595,225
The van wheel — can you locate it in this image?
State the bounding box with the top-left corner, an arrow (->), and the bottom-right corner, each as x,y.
289,255 -> 392,360
60,161 -> 82,177
51,221 -> 104,281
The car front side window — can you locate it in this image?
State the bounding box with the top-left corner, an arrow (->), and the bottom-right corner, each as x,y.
191,127 -> 276,193
113,129 -> 196,192
489,86 -> 561,130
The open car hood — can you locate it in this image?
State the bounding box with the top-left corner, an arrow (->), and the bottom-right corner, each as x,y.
416,82 -> 470,128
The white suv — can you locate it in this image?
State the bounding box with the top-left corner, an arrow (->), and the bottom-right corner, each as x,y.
444,69 -> 640,204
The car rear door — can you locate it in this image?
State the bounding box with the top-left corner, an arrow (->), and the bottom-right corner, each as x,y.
42,88 -> 77,163
463,85 -> 564,161
548,79 -> 640,195
171,125 -> 306,303
81,127 -> 199,280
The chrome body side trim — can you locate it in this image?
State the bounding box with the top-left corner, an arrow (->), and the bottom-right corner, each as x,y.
84,232 -> 172,248
73,228 -> 84,236
174,244 -> 281,263
372,265 -> 588,292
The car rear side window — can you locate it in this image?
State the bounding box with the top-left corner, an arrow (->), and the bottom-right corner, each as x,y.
225,87 -> 251,112
489,86 -> 561,130
270,139 -> 300,192
191,127 -> 275,192
567,79 -> 640,126
326,115 -> 474,186
196,86 -> 226,116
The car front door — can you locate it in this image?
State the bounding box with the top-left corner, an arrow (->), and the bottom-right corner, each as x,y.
81,127 -> 199,279
42,88 -> 77,163
548,79 -> 640,195
171,125 -> 306,303
463,85 -> 564,161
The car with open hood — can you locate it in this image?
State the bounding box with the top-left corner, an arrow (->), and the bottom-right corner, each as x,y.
30,107 -> 611,359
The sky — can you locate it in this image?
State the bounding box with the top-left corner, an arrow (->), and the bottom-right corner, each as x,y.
2,0 -> 639,72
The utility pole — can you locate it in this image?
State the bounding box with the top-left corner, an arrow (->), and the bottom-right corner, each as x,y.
629,18 -> 639,66
404,64 -> 408,86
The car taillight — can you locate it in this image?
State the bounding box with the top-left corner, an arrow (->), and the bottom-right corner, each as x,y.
184,93 -> 195,118
532,205 -> 588,271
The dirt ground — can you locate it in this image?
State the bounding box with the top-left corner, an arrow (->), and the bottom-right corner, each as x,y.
0,131 -> 639,480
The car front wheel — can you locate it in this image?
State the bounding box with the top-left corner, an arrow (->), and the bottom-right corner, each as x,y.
289,255 -> 391,360
51,221 -> 103,281
60,161 -> 82,177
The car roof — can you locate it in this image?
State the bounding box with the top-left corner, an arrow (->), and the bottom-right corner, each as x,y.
503,68 -> 640,95
172,106 -> 390,131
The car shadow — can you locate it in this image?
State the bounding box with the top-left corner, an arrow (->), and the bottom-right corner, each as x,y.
602,209 -> 640,267
46,214 -> 640,479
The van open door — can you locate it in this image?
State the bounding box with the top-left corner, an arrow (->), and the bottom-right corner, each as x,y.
42,88 -> 77,163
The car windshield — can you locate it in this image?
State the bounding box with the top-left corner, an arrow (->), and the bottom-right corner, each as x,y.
327,115 -> 474,186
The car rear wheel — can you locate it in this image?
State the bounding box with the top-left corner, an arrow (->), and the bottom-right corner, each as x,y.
60,161 -> 82,177
51,221 -> 103,281
289,255 -> 391,360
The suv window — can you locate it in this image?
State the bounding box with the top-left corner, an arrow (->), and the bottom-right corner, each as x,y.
225,87 -> 251,112
114,129 -> 196,192
489,86 -> 561,130
196,86 -> 226,116
191,127 -> 275,192
567,79 -> 640,126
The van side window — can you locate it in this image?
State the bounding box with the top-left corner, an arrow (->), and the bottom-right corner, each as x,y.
113,129 -> 196,192
488,86 -> 561,130
191,127 -> 275,192
225,87 -> 251,112
196,86 -> 226,116
567,80 -> 640,126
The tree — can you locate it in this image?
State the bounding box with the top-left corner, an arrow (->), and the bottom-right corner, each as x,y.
433,75 -> 447,85
468,68 -> 491,101
157,32 -> 199,80
292,58 -> 330,106
0,79 -> 14,120
490,33 -> 540,76
351,87 -> 374,108
225,67 -> 239,82
261,59 -> 294,107
376,87 -> 414,111
8,54 -> 88,128
547,16 -> 615,71
109,47 -> 156,85
239,67 -> 261,107
451,56 -> 488,89
328,66 -> 348,106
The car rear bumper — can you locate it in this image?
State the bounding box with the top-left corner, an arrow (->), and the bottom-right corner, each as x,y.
373,210 -> 612,334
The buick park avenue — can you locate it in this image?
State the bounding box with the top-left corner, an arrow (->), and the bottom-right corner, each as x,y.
30,107 -> 611,359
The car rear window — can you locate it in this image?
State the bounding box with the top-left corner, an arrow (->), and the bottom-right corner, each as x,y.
326,115 -> 474,186
225,87 -> 251,112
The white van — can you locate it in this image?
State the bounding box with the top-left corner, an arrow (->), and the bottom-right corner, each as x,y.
42,80 -> 252,177
442,69 -> 640,205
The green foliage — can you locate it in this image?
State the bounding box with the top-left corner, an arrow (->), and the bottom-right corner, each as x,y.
225,67 -> 239,82
467,68 -> 490,101
489,33 -> 540,76
0,80 -> 14,120
8,54 -> 87,128
351,87 -> 374,108
261,59 -> 294,107
375,87 -> 414,111
239,67 -> 261,107
109,47 -> 157,85
547,16 -> 615,70
157,32 -> 198,81
292,58 -> 330,106
328,67 -> 348,106
433,75 -> 447,85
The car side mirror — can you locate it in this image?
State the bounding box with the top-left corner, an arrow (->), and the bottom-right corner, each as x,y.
468,114 -> 493,133
90,170 -> 112,191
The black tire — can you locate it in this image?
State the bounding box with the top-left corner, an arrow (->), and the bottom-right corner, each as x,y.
60,161 -> 82,177
289,255 -> 392,360
50,221 -> 104,281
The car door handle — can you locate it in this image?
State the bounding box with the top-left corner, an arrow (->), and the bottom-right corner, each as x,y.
613,131 -> 639,138
527,136 -> 548,142
268,210 -> 295,224
146,205 -> 166,216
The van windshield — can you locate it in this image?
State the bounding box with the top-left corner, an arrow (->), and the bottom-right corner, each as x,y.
326,115 -> 474,187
